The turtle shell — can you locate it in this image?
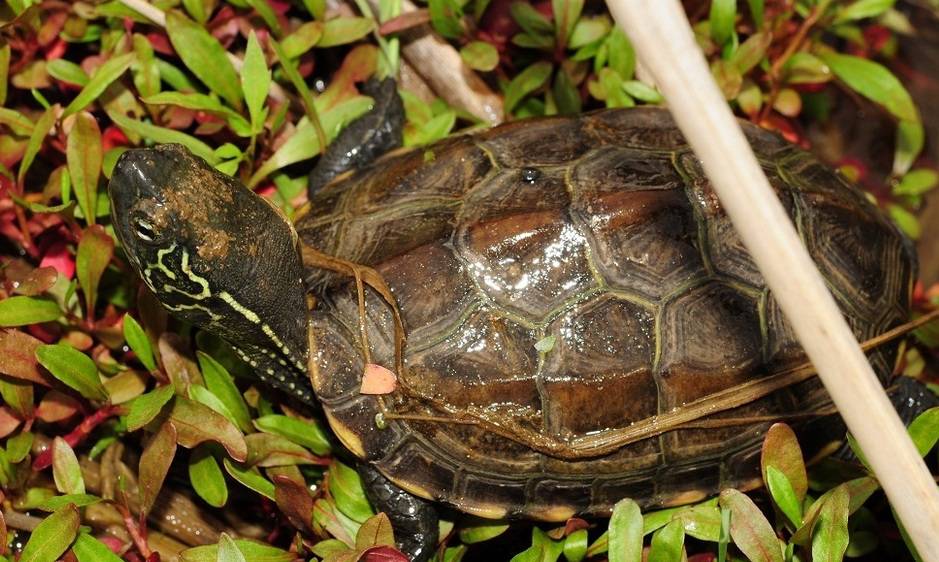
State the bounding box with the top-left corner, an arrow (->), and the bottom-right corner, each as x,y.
299,108 -> 912,520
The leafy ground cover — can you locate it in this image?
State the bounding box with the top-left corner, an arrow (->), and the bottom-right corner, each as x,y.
0,0 -> 938,560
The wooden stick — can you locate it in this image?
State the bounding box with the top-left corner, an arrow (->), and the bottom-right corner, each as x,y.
604,1 -> 939,558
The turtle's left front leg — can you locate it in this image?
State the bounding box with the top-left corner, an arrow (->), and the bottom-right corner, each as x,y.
358,463 -> 439,562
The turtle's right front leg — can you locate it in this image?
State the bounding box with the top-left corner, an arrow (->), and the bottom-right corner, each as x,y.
358,463 -> 439,562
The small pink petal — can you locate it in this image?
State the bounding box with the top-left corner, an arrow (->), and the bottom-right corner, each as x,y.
360,364 -> 398,395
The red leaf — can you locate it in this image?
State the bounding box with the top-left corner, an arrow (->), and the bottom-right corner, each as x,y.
40,240 -> 74,280
360,545 -> 409,562
0,407 -> 22,439
0,328 -> 54,386
36,390 -> 81,422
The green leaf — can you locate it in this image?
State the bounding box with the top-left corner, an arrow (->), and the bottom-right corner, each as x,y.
169,395 -> 248,461
711,59 -> 742,99
606,28 -> 635,80
812,485 -> 850,562
218,533 -> 248,562
460,41 -> 499,72
180,539 -> 294,562
906,406 -> 939,456
719,489 -> 783,562
783,52 -> 832,84
510,2 -> 554,35
165,10 -> 243,110
139,420 -> 178,515
67,114 -> 103,226
766,466 -> 802,527
126,384 -> 176,431
835,0 -> 896,23
894,169 -> 938,197
553,0 -> 584,49
819,52 -> 917,122
731,31 -> 770,73
242,31 -> 271,134
198,352 -> 253,433
123,314 -> 157,372
47,59 -> 89,86
253,414 -> 331,455
330,461 -> 374,523
459,519 -> 510,544
569,15 -> 611,49
648,519 -> 684,562
356,512 -> 395,549
760,423 -> 807,503
747,0 -> 764,28
244,0 -> 283,36
709,0 -> 736,46
76,225 -> 113,318
894,119 -> 924,177
35,344 -> 108,401
621,80 -> 662,103
888,203 -> 921,239
36,493 -> 101,512
280,21 -> 324,58
72,533 -> 123,562
317,17 -> 376,48
107,110 -> 220,165
52,437 -> 85,495
608,498 -> 643,562
563,528 -> 588,562
673,504 -> 721,541
0,42 -> 9,105
248,96 -> 371,187
554,69 -> 582,115
718,506 -> 730,562
189,445 -> 228,507
505,61 -> 553,114
17,105 -> 56,186
63,52 -> 134,117
0,296 -> 62,326
7,431 -> 33,463
142,92 -> 239,118
223,459 -> 276,500
18,504 -> 80,562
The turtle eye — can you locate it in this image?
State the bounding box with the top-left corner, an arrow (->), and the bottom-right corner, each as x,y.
133,218 -> 159,244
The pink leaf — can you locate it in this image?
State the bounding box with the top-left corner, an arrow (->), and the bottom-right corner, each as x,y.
360,364 -> 397,395
40,240 -> 74,280
0,407 -> 22,439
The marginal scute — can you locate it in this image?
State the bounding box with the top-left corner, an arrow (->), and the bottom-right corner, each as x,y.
300,108 -> 912,519
477,116 -> 590,167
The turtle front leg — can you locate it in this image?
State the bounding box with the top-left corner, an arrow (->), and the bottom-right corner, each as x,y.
308,77 -> 405,197
358,463 -> 439,562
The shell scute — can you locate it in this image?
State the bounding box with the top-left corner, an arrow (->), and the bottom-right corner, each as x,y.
457,168 -> 597,320
542,295 -> 657,437
574,186 -> 704,298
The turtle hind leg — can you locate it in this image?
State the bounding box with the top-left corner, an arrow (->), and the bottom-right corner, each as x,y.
308,77 -> 405,197
889,375 -> 939,425
358,463 -> 439,562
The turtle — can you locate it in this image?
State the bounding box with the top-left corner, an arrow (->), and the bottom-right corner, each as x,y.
108,81 -> 932,561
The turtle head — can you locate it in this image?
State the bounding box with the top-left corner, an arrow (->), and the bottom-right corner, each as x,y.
108,144 -> 313,402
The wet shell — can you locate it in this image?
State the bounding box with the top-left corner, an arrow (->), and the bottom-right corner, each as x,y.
300,108 -> 912,520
